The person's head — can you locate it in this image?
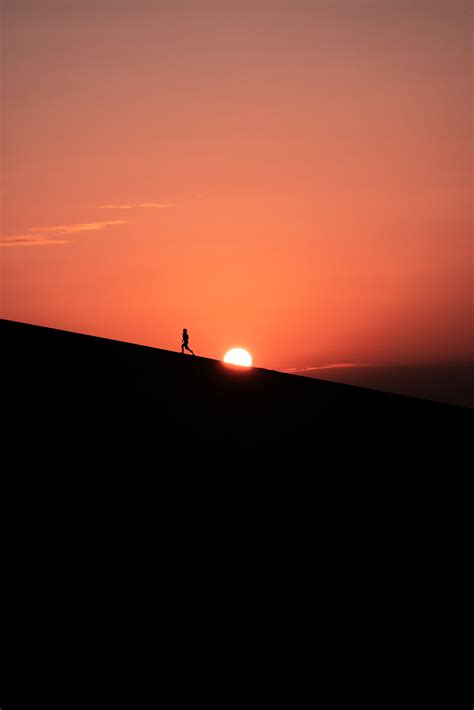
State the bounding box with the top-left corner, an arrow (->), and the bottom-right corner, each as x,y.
183,328 -> 187,333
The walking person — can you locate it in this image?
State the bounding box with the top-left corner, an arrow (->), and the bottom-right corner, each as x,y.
181,328 -> 194,355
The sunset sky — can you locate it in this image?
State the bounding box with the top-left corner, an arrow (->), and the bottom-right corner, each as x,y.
1,0 -> 472,370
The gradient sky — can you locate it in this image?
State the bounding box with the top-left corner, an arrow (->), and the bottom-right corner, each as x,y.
1,0 -> 472,369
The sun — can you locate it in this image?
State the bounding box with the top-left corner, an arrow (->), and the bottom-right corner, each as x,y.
223,348 -> 253,367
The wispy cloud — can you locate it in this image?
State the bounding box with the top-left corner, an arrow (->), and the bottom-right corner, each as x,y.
31,220 -> 127,234
93,203 -> 176,210
0,235 -> 73,248
283,363 -> 377,372
1,219 -> 127,247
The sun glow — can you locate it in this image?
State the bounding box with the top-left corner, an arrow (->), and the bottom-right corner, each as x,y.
223,348 -> 253,367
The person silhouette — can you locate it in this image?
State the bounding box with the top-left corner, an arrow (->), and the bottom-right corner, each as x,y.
181,328 -> 194,355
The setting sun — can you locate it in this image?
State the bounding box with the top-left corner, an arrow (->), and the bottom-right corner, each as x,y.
223,348 -> 253,367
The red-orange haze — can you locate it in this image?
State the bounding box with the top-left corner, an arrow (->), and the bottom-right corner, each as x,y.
1,1 -> 472,370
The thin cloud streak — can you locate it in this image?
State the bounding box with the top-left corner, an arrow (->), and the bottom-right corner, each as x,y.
94,203 -> 176,210
1,219 -> 127,247
283,363 -> 380,372
0,235 -> 73,248
31,220 -> 127,234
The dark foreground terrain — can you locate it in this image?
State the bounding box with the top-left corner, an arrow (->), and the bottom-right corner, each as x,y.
1,319 -> 471,708
291,362 -> 473,408
2,318 -> 470,463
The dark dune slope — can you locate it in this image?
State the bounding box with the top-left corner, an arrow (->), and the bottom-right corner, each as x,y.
2,319 -> 470,459
1,319 -> 471,710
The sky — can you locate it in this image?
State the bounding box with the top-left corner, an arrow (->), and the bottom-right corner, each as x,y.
1,0 -> 472,370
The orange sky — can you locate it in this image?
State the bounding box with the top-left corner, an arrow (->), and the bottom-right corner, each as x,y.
1,0 -> 472,369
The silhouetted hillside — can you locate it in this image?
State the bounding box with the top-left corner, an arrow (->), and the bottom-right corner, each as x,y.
1,318 -> 471,710
2,319 -> 470,463
290,362 -> 473,408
